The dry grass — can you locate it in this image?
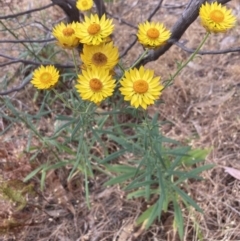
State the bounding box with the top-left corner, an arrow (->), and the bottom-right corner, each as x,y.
1,0 -> 240,240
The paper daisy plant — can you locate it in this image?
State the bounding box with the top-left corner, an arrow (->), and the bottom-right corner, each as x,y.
137,21 -> 171,48
75,14 -> 114,45
31,65 -> 60,90
199,2 -> 236,33
119,66 -> 163,109
52,22 -> 80,49
76,0 -> 93,11
81,42 -> 119,70
75,66 -> 116,104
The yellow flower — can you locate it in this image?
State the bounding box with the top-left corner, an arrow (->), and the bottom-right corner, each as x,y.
119,66 -> 163,109
81,42 -> 119,70
75,66 -> 116,104
199,2 -> 236,33
76,0 -> 93,11
52,22 -> 80,49
75,14 -> 114,45
31,65 -> 59,90
137,21 -> 171,48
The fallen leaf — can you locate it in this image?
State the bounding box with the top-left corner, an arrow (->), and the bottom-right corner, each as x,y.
224,167 -> 240,180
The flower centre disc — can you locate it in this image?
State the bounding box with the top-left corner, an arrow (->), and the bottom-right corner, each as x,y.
62,27 -> 75,36
210,10 -> 224,23
92,53 -> 107,66
88,23 -> 101,35
82,0 -> 88,7
40,72 -> 52,83
147,28 -> 160,39
90,78 -> 103,92
133,80 -> 149,94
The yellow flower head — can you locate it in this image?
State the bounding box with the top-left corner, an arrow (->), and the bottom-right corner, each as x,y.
81,42 -> 119,70
119,66 -> 163,109
75,66 -> 116,104
75,14 -> 114,45
31,65 -> 59,90
52,22 -> 80,49
137,21 -> 171,48
199,2 -> 236,33
76,0 -> 93,11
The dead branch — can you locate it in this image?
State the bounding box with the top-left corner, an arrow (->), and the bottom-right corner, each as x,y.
120,0 -> 164,58
94,0 -> 106,17
51,0 -> 80,22
135,0 -> 233,68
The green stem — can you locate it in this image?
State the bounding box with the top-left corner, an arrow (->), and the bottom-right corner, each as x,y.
164,32 -> 210,89
84,167 -> 91,209
71,49 -> 79,75
52,88 -> 72,109
129,49 -> 149,70
117,62 -> 125,73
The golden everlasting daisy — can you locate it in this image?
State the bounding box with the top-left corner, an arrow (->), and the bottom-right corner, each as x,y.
81,42 -> 119,70
75,66 -> 116,104
52,22 -> 80,49
31,65 -> 59,90
199,2 -> 236,33
137,21 -> 171,48
76,0 -> 93,11
119,66 -> 163,109
75,14 -> 114,45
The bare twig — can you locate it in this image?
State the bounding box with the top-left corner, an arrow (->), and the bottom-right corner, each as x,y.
0,38 -> 55,43
0,78 -> 32,96
120,0 -> 164,58
120,36 -> 138,59
0,53 -> 74,68
171,40 -> 240,55
0,3 -> 54,20
147,0 -> 164,21
106,12 -> 138,29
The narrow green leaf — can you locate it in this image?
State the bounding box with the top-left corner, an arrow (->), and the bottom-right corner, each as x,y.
104,172 -> 136,186
169,147 -> 191,171
182,148 -> 211,166
127,180 -> 158,191
105,164 -> 138,173
55,115 -> 75,121
71,118 -> 83,140
29,150 -> 40,161
175,164 -> 214,184
40,170 -> 46,190
0,123 -> 13,135
99,149 -> 126,164
173,199 -> 184,240
23,165 -> 45,182
124,172 -> 147,191
44,161 -> 71,171
160,136 -> 180,144
4,98 -> 19,116
52,119 -> 76,138
127,188 -> 159,199
136,203 -> 156,226
163,146 -> 191,157
31,111 -> 52,119
137,194 -> 164,229
173,185 -> 202,213
55,144 -> 76,155
96,115 -> 109,129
